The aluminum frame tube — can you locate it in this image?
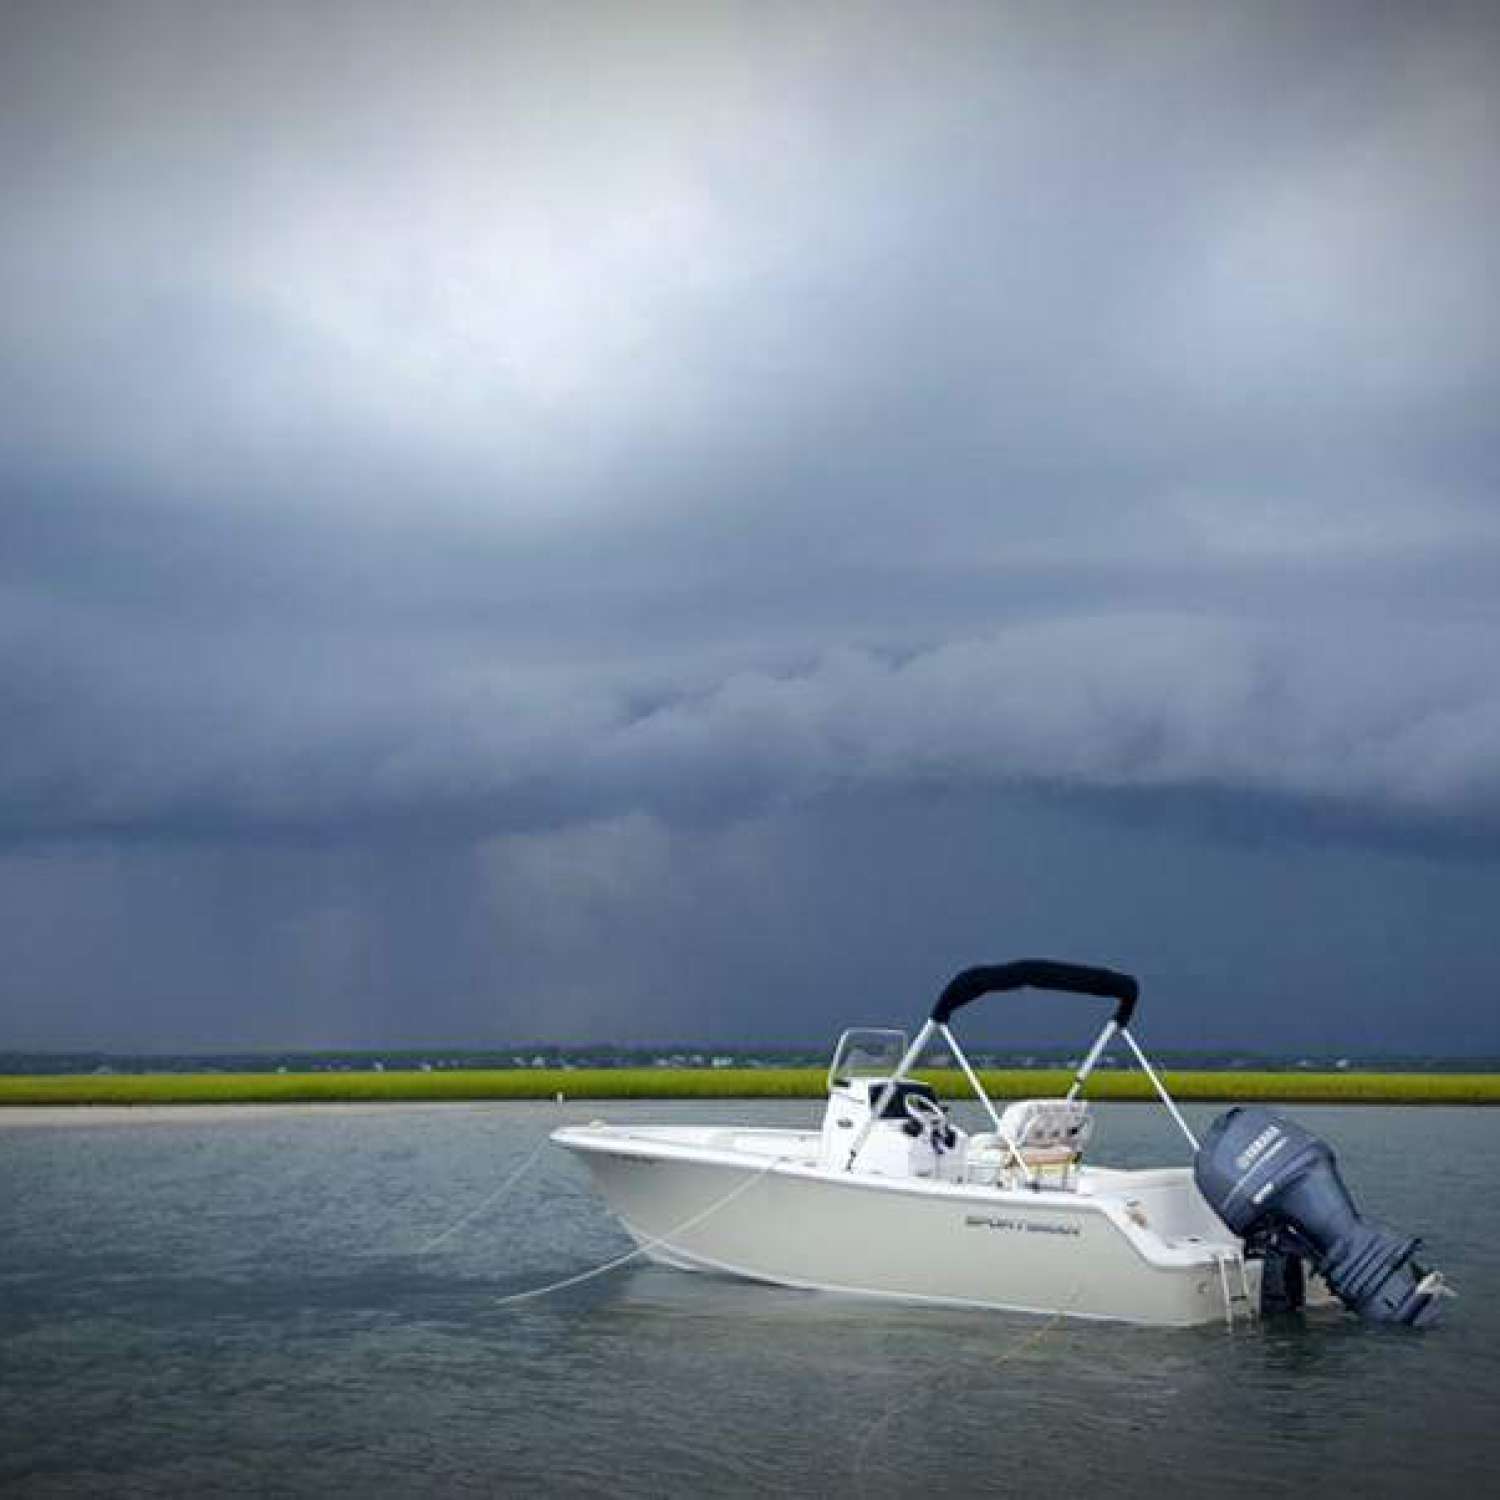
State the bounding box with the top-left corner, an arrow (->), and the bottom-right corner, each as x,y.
1065,1019 -> 1119,1101
843,1018 -> 936,1170
938,1022 -> 1033,1183
1120,1026 -> 1200,1151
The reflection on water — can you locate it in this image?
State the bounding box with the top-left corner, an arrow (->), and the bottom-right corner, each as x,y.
2,1100 -> 1496,1496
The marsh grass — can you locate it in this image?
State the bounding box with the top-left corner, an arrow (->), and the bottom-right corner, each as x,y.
2,1067 -> 1497,1107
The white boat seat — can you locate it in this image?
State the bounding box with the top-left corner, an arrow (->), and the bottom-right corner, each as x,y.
994,1099 -> 1094,1167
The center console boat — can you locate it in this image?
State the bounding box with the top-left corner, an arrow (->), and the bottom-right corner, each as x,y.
553,959 -> 1446,1327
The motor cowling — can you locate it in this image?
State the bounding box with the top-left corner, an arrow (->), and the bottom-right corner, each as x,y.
1194,1106 -> 1446,1327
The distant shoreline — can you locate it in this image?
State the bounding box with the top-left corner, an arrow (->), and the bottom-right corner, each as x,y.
2,1067 -> 1497,1108
0,1101 -> 506,1127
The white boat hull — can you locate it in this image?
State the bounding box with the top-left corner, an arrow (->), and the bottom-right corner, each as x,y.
554,1124 -> 1256,1327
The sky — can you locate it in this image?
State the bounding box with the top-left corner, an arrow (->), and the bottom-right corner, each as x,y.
2,0 -> 1497,1054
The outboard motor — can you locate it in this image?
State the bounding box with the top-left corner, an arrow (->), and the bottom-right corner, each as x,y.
1195,1106 -> 1447,1327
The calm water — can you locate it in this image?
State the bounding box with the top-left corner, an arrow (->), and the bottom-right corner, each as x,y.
2,1100 -> 1497,1496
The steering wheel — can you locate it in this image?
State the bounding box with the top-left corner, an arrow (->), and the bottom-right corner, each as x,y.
903,1093 -> 947,1131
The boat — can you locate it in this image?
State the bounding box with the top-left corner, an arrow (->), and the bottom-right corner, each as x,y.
553,959 -> 1447,1328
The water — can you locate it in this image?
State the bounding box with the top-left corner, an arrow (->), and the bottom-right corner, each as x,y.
2,1100 -> 1497,1496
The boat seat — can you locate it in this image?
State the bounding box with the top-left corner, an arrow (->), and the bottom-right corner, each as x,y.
994,1098 -> 1094,1168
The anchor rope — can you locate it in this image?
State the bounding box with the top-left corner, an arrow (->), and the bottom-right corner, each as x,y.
412,1135 -> 553,1255
404,1124 -> 793,1306
491,1150 -> 792,1309
850,1284 -> 1078,1498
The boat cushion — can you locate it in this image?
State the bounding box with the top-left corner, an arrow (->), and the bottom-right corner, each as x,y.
995,1099 -> 1094,1160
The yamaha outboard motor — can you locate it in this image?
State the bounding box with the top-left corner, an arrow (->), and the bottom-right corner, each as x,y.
1195,1106 -> 1447,1327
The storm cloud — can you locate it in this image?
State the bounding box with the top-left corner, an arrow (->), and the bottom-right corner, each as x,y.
2,1 -> 1497,1049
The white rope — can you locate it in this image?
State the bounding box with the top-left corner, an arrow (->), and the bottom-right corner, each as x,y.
493,1151 -> 791,1309
850,1284 -> 1079,1498
412,1135 -> 553,1255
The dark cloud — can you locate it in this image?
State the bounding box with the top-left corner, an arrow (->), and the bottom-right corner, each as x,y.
4,789 -> 1496,1053
2,2 -> 1497,1047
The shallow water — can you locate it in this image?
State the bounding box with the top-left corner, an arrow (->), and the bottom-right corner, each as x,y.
2,1100 -> 1497,1496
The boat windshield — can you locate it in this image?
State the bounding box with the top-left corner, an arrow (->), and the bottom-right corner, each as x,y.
827,1028 -> 909,1089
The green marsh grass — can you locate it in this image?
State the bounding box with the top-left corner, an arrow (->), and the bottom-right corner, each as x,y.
1,1067 -> 1497,1107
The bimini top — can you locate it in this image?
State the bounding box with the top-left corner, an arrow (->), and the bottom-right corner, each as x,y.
930,959 -> 1139,1029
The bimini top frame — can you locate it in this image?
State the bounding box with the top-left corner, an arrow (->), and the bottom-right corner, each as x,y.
844,958 -> 1199,1178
